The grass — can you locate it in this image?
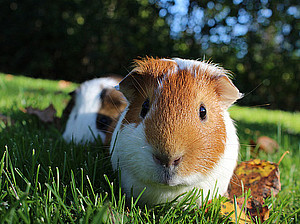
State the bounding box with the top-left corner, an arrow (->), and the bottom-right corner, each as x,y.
0,73 -> 299,223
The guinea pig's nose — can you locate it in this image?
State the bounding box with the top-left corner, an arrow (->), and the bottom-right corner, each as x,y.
153,154 -> 182,167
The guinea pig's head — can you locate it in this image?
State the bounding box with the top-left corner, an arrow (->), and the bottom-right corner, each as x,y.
111,57 -> 241,194
63,77 -> 127,145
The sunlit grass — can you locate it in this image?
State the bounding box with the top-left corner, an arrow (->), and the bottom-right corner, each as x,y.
229,106 -> 300,134
0,73 -> 77,116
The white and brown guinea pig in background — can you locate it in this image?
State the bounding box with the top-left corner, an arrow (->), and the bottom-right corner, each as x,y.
110,57 -> 242,205
63,77 -> 127,145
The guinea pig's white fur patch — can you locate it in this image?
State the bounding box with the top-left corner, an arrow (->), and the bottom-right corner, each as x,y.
63,77 -> 120,144
110,57 -> 241,205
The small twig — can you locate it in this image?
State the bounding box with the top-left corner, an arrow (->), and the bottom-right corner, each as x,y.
278,151 -> 289,165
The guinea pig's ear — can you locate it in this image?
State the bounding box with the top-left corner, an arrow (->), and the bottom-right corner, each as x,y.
117,72 -> 143,102
215,75 -> 243,108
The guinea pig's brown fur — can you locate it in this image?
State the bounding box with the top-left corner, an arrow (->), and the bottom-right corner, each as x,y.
98,88 -> 127,144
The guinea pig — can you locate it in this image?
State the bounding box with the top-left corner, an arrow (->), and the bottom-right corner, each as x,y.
63,77 -> 127,145
110,57 -> 242,205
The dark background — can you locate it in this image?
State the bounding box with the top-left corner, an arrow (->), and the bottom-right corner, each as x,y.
0,0 -> 299,111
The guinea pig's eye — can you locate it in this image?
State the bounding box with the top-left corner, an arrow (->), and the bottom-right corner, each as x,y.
140,98 -> 150,119
199,105 -> 207,121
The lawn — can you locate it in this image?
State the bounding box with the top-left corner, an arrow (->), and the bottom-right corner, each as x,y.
0,73 -> 299,223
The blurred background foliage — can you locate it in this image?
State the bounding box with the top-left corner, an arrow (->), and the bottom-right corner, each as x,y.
0,0 -> 299,111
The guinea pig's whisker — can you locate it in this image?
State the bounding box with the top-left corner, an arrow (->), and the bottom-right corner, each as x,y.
195,166 -> 231,181
97,155 -> 112,161
131,76 -> 147,99
122,133 -> 144,141
229,173 -> 242,186
200,156 -> 238,162
204,164 -> 241,185
226,143 -> 252,147
107,97 -> 126,116
113,131 -> 139,140
194,157 -> 237,175
119,117 -> 135,127
98,130 -> 115,134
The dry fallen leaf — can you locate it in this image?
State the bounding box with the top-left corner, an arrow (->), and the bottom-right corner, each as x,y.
58,80 -> 72,89
224,159 -> 282,222
5,74 -> 14,81
24,104 -> 57,123
250,136 -> 279,154
229,159 -> 281,200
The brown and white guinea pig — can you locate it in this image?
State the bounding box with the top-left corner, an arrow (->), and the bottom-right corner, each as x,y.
63,77 -> 127,145
110,57 -> 242,205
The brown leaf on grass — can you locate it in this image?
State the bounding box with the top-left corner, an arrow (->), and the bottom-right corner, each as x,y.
5,74 -> 14,81
250,136 -> 279,154
58,80 -> 71,89
226,159 -> 281,222
229,159 -> 281,199
24,104 -> 57,123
